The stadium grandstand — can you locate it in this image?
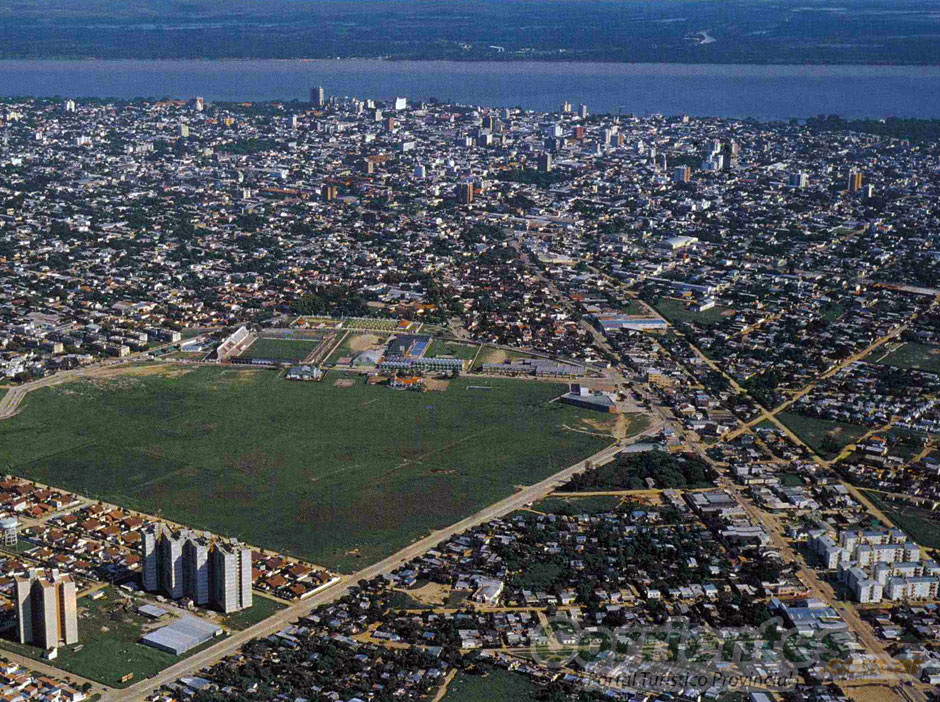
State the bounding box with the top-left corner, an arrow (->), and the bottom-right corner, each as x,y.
378,356 -> 464,373
215,326 -> 253,361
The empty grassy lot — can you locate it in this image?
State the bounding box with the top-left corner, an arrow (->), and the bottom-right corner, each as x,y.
533,494 -> 623,515
0,366 -> 607,572
872,342 -> 940,374
776,411 -> 868,459
442,668 -> 540,702
223,594 -> 285,630
863,490 -> 940,549
241,337 -> 321,361
648,297 -> 733,326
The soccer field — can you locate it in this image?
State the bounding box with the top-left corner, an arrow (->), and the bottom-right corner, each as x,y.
240,336 -> 321,361
0,366 -> 609,571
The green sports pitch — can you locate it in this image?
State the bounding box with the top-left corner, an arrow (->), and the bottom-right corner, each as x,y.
0,366 -> 610,571
239,336 -> 322,362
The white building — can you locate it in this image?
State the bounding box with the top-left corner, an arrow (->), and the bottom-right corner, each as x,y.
212,540 -> 253,614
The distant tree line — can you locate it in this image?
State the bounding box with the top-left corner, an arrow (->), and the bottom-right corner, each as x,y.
806,115 -> 940,142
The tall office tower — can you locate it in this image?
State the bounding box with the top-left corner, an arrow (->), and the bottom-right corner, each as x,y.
212,540 -> 253,614
789,171 -> 809,188
701,154 -> 724,171
656,154 -> 668,171
385,116 -> 395,133
560,101 -> 572,114
457,181 -> 474,204
183,535 -> 211,606
847,169 -> 863,192
15,569 -> 78,649
179,123 -> 190,138
672,165 -> 691,184
311,86 -> 326,108
159,530 -> 185,600
321,184 -> 337,202
708,139 -> 722,156
537,152 -> 553,173
291,114 -> 300,128
393,96 -> 408,111
727,140 -> 740,165
573,125 -> 585,140
64,99 -> 76,113
482,115 -> 496,131
195,96 -> 204,112
578,103 -> 589,120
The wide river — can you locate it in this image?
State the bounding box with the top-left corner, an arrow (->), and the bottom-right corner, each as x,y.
2,60 -> 940,119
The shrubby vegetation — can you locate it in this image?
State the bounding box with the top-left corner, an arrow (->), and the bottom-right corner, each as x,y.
292,284 -> 370,317
562,450 -> 715,491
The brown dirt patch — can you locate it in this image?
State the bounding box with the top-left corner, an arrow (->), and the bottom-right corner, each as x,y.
424,378 -> 450,392
720,309 -> 736,317
403,581 -> 450,607
581,417 -> 616,435
334,378 -> 355,388
842,684 -> 906,702
478,348 -> 508,365
347,334 -> 382,353
99,364 -> 192,379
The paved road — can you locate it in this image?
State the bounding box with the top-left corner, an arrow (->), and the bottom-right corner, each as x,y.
109,440 -> 628,702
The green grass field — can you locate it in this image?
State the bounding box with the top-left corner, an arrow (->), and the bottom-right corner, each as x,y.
648,297 -> 732,326
0,588 -> 219,688
533,495 -> 623,515
776,412 -> 868,459
623,413 -> 653,437
425,340 -> 479,360
872,342 -> 940,374
442,668 -> 541,702
616,297 -> 651,316
241,337 -> 321,361
820,303 -> 846,322
0,366 -> 607,571
863,490 -> 940,549
223,594 -> 285,630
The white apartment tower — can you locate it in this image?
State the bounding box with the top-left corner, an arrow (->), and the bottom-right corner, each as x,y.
142,525 -> 252,613
212,539 -> 253,614
15,569 -> 78,649
159,530 -> 185,600
183,536 -> 211,606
